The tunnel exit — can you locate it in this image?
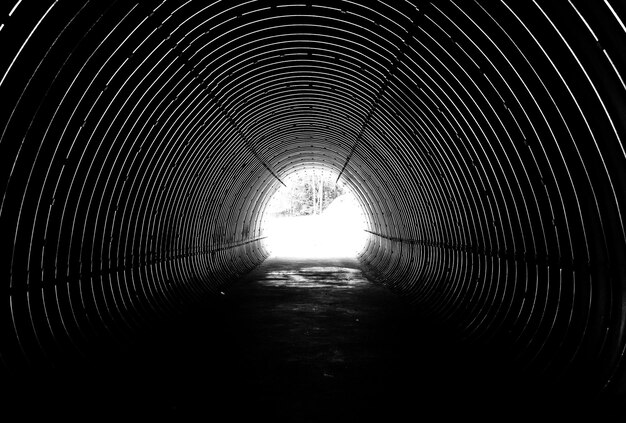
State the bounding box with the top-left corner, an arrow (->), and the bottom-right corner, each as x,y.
262,170 -> 367,258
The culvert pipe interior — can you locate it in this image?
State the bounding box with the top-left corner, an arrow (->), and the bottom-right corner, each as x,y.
1,0 -> 626,413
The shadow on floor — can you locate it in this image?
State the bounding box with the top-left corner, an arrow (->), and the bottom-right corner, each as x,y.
4,256 -> 618,421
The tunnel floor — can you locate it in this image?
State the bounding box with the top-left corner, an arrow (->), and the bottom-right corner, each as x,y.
8,257 -> 591,421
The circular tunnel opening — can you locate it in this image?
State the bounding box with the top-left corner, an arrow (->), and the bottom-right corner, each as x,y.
262,168 -> 367,258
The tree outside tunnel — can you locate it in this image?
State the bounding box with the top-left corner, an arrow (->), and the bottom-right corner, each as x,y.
268,170 -> 346,217
262,170 -> 367,258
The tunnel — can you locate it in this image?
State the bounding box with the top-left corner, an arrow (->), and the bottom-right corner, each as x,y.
1,0 -> 626,419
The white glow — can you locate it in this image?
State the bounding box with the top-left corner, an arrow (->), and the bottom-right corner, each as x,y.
263,176 -> 367,258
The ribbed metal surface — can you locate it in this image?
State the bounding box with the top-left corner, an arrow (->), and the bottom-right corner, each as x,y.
1,0 -> 626,400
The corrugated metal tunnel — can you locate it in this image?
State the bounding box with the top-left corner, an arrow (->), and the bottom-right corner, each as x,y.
2,0 -> 626,414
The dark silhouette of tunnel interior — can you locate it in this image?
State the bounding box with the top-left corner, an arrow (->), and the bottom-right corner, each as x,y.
2,0 -> 626,420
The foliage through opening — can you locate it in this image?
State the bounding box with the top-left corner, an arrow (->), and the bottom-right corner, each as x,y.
263,170 -> 366,258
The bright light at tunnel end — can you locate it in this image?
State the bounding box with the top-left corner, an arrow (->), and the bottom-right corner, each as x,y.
261,170 -> 367,258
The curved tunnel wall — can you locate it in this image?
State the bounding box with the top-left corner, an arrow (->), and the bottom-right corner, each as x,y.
1,0 -> 626,400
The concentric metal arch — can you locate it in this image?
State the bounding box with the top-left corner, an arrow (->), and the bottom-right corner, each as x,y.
1,0 -> 626,401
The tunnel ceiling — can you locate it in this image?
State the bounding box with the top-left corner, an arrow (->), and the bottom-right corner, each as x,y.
2,0 -> 626,400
